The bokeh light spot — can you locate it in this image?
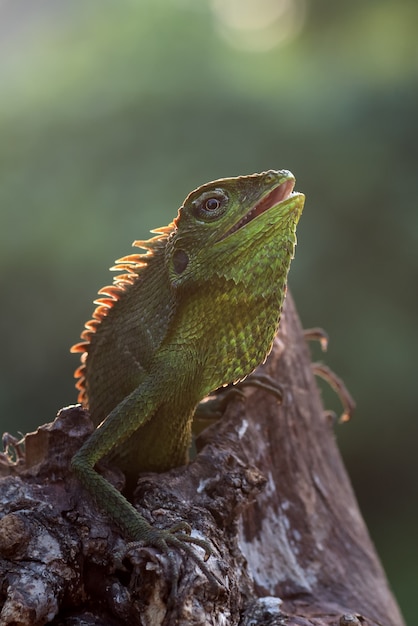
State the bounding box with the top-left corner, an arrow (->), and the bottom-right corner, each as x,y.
210,0 -> 307,51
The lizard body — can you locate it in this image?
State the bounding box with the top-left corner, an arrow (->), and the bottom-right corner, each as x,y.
71,169 -> 304,584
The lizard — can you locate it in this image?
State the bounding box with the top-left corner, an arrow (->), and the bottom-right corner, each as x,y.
70,169 -> 304,592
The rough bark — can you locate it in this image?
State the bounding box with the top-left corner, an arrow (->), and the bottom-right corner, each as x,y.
0,294 -> 404,626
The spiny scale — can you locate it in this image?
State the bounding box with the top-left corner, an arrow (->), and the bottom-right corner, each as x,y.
70,227 -> 175,407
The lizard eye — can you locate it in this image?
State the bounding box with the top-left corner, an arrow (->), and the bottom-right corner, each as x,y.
193,189 -> 228,222
205,198 -> 220,211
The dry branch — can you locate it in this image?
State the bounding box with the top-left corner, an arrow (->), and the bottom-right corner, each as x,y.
0,295 -> 404,626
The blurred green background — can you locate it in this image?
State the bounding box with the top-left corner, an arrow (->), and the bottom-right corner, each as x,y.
0,0 -> 416,621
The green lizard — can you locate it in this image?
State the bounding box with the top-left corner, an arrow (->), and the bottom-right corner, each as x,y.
71,169 -> 304,590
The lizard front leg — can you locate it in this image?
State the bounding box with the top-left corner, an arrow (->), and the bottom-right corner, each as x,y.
71,378 -> 219,598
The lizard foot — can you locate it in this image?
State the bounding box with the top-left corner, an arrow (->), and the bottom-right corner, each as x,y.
194,372 -> 283,426
236,372 -> 283,400
115,523 -> 221,603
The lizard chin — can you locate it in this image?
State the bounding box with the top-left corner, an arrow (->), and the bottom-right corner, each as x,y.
219,178 -> 296,241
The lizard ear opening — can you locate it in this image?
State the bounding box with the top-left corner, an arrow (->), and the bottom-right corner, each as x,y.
172,249 -> 189,274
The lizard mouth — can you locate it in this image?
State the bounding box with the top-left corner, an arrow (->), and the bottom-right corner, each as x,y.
221,178 -> 296,240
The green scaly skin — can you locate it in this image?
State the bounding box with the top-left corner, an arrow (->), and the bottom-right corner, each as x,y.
70,169 -> 304,591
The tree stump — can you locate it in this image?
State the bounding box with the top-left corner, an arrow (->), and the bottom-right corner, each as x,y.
0,294 -> 404,626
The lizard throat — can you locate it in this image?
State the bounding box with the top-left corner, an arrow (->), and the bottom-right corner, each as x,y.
220,178 -> 295,241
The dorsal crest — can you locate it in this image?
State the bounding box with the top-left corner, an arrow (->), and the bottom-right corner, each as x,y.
70,224 -> 174,404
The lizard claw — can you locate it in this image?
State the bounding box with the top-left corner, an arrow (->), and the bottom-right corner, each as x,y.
304,327 -> 355,422
311,362 -> 356,422
167,520 -> 192,535
304,327 -> 329,352
165,521 -> 213,561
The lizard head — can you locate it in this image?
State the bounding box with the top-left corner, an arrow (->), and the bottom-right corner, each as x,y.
166,169 -> 304,287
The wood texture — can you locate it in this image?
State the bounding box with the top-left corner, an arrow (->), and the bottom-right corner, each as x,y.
0,294 -> 404,625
